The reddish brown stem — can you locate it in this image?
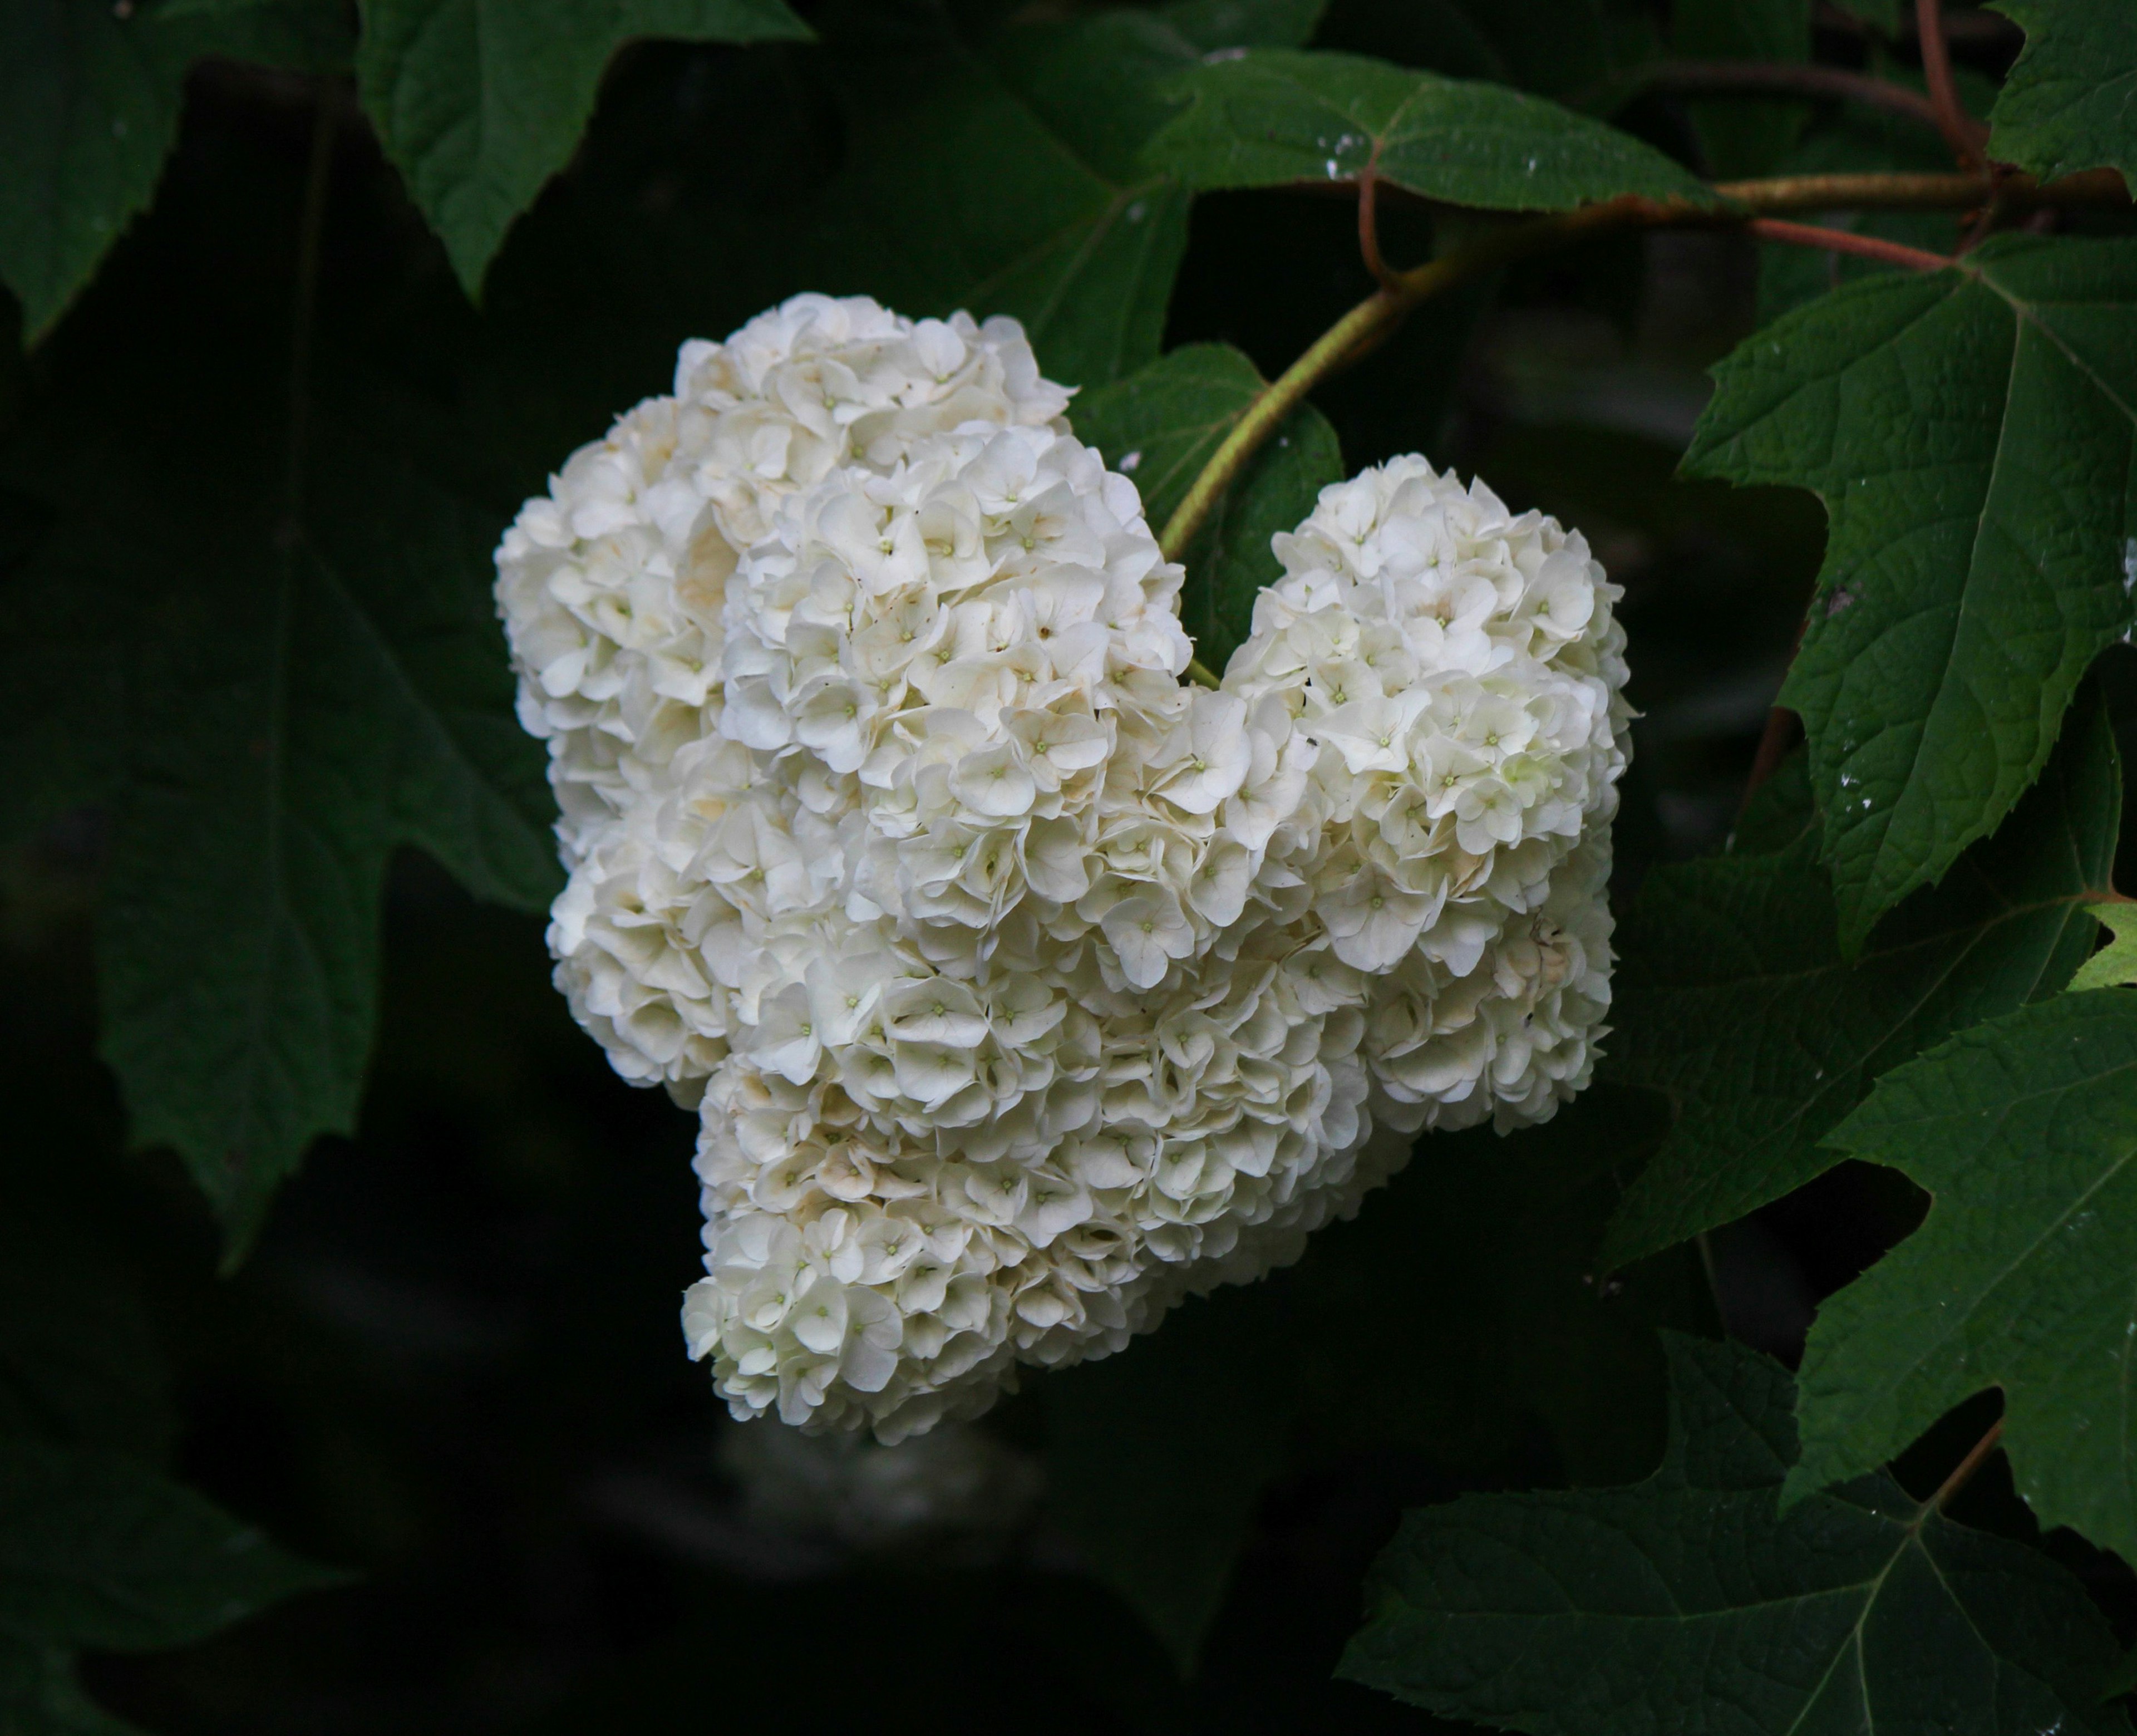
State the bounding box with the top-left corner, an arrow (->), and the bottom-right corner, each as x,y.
1746,217 -> 1954,271
1916,0 -> 1991,170
1357,154 -> 1400,292
1931,1419 -> 2005,1511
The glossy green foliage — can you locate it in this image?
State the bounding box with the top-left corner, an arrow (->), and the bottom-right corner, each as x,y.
1990,0 -> 2137,186
1604,689 -> 2118,1265
1795,990 -> 2137,1563
1071,343 -> 1344,668
1342,1335 -> 2130,1735
1148,48 -> 1713,211
353,0 -> 809,294
1685,235 -> 2137,952
0,0 -> 349,340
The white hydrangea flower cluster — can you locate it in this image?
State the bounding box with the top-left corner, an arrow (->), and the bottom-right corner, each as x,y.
1226,456 -> 1630,1137
496,295 -> 1629,1442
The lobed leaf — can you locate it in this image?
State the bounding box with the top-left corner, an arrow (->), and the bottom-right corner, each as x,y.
1684,234 -> 2137,952
1146,47 -> 1715,213
1988,0 -> 2137,188
1604,686 -> 2119,1266
1071,342 -> 1343,668
1793,990 -> 2137,1563
353,0 -> 811,296
1341,1335 -> 2129,1735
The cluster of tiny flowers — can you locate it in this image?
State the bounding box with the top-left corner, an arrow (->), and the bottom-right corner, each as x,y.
1225,455 -> 1629,1135
497,296 -> 1628,1440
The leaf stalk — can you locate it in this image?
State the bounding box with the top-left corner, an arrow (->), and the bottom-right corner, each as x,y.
1744,217 -> 1954,272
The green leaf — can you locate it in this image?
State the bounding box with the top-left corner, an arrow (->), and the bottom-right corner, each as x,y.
1684,234 -> 2137,953
1340,1335 -> 2130,1735
1043,1281 -> 1299,1677
2,258 -> 558,1260
0,0 -> 351,341
1988,0 -> 2137,188
0,1435 -> 341,1651
0,1635 -> 139,1736
2071,902 -> 2137,990
353,0 -> 810,296
800,1 -> 1320,390
1791,990 -> 2137,1562
1603,683 -> 2119,1266
1146,48 -> 1715,213
1071,343 -> 1343,669
1670,0 -> 1811,176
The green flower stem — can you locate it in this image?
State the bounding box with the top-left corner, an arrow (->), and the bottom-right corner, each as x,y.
1157,166 -> 2129,567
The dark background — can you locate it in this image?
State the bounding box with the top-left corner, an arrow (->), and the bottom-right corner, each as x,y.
6,3 -> 2131,1730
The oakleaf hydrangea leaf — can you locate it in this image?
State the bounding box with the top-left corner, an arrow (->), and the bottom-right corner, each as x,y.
2070,901 -> 2137,991
1340,1335 -> 2130,1735
1683,234 -> 2137,953
1793,990 -> 2137,1564
1603,686 -> 2118,1266
1988,0 -> 2137,188
354,0 -> 811,296
1147,47 -> 1715,212
1072,342 -> 1344,668
0,0 -> 349,341
0,1436 -> 342,1653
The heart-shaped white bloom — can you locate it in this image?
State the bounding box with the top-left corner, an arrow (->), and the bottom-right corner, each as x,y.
497,297 -> 1629,1442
